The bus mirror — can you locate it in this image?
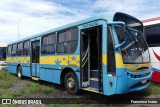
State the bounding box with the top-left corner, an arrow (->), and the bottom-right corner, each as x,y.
115,40 -> 125,50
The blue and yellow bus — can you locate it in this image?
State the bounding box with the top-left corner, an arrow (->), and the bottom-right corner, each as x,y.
6,12 -> 152,96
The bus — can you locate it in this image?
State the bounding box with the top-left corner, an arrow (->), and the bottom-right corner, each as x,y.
0,44 -> 7,70
142,17 -> 160,82
6,12 -> 152,96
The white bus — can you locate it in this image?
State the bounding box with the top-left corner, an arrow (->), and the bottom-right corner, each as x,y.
0,44 -> 7,70
143,17 -> 160,82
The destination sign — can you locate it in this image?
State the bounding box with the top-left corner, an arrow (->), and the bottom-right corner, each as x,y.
83,21 -> 98,28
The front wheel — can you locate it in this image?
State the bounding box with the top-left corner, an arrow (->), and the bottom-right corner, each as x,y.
17,66 -> 22,79
64,72 -> 79,95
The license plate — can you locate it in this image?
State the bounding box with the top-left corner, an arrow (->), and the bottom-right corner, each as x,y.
141,79 -> 147,84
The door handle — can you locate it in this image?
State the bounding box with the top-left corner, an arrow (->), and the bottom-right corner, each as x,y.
39,66 -> 42,68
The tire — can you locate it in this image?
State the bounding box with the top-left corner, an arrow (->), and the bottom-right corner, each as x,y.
17,66 -> 22,79
64,72 -> 79,95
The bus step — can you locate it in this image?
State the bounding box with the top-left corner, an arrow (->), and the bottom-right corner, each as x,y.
90,71 -> 99,78
90,69 -> 98,72
90,78 -> 99,89
83,87 -> 100,93
90,78 -> 98,81
31,77 -> 39,81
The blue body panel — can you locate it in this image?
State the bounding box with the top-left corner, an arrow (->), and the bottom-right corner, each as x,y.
40,68 -> 54,83
32,63 -> 40,77
7,64 -> 17,74
32,63 -> 36,77
22,66 -> 30,77
116,70 -> 152,94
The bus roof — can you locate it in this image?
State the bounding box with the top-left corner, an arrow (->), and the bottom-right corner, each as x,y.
142,17 -> 160,26
8,12 -> 133,45
0,44 -> 7,47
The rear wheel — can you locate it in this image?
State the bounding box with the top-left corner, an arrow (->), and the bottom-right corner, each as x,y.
17,66 -> 22,79
64,72 -> 79,95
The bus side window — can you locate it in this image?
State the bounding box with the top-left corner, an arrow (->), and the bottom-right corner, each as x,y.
23,40 -> 30,56
42,34 -> 56,54
145,25 -> 160,47
107,26 -> 116,74
12,44 -> 17,56
57,28 -> 78,54
17,42 -> 23,56
7,45 -> 12,57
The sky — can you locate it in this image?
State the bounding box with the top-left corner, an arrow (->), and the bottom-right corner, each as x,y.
0,0 -> 159,44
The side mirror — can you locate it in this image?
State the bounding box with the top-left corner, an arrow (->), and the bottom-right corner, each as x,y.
115,40 -> 125,50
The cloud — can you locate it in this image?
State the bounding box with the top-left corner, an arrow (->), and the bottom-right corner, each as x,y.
0,0 -> 92,43
93,0 -> 160,19
0,0 -> 159,44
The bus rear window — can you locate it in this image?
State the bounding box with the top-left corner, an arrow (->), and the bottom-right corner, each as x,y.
145,24 -> 160,47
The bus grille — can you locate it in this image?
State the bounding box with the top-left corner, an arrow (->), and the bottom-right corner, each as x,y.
130,80 -> 150,89
127,72 -> 151,78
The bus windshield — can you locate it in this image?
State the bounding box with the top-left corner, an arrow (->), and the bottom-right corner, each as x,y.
120,27 -> 150,63
114,13 -> 150,63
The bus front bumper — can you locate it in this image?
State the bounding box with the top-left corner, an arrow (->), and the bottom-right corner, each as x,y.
115,71 -> 152,94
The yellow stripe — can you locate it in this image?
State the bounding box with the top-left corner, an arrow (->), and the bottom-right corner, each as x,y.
102,54 -> 107,65
6,57 -> 30,63
6,54 -> 150,72
115,54 -> 124,68
40,55 -> 80,66
32,77 -> 39,81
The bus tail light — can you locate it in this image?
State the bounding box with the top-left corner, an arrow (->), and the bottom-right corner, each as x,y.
112,73 -> 116,77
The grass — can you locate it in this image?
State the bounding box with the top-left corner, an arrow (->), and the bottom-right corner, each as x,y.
145,82 -> 160,95
0,68 -> 18,89
0,90 -> 21,98
20,81 -> 54,94
1,68 -> 160,100
0,68 -> 55,98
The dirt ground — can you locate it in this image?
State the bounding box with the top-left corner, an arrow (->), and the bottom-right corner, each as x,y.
2,77 -> 160,107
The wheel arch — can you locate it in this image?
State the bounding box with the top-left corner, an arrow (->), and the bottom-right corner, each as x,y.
60,67 -> 77,85
16,64 -> 22,73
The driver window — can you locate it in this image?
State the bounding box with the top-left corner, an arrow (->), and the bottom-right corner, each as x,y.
114,25 -> 125,44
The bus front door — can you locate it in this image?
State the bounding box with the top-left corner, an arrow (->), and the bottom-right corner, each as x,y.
81,32 -> 90,87
81,26 -> 102,92
31,40 -> 40,77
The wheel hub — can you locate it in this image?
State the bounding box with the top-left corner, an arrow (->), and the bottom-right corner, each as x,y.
18,71 -> 21,78
67,77 -> 75,89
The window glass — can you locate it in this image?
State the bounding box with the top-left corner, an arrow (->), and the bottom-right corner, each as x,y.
17,42 -> 23,56
43,36 -> 48,45
42,33 -> 56,54
7,45 -> 12,56
68,41 -> 78,54
107,26 -> 115,74
0,47 -> 6,60
57,27 -> 78,54
57,43 -> 64,53
23,40 -> 30,56
58,32 -> 66,43
145,25 -> 160,47
12,44 -> 17,56
24,41 -> 30,49
18,42 -> 23,50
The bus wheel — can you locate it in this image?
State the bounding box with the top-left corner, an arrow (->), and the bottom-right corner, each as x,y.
17,66 -> 22,79
64,72 -> 79,95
